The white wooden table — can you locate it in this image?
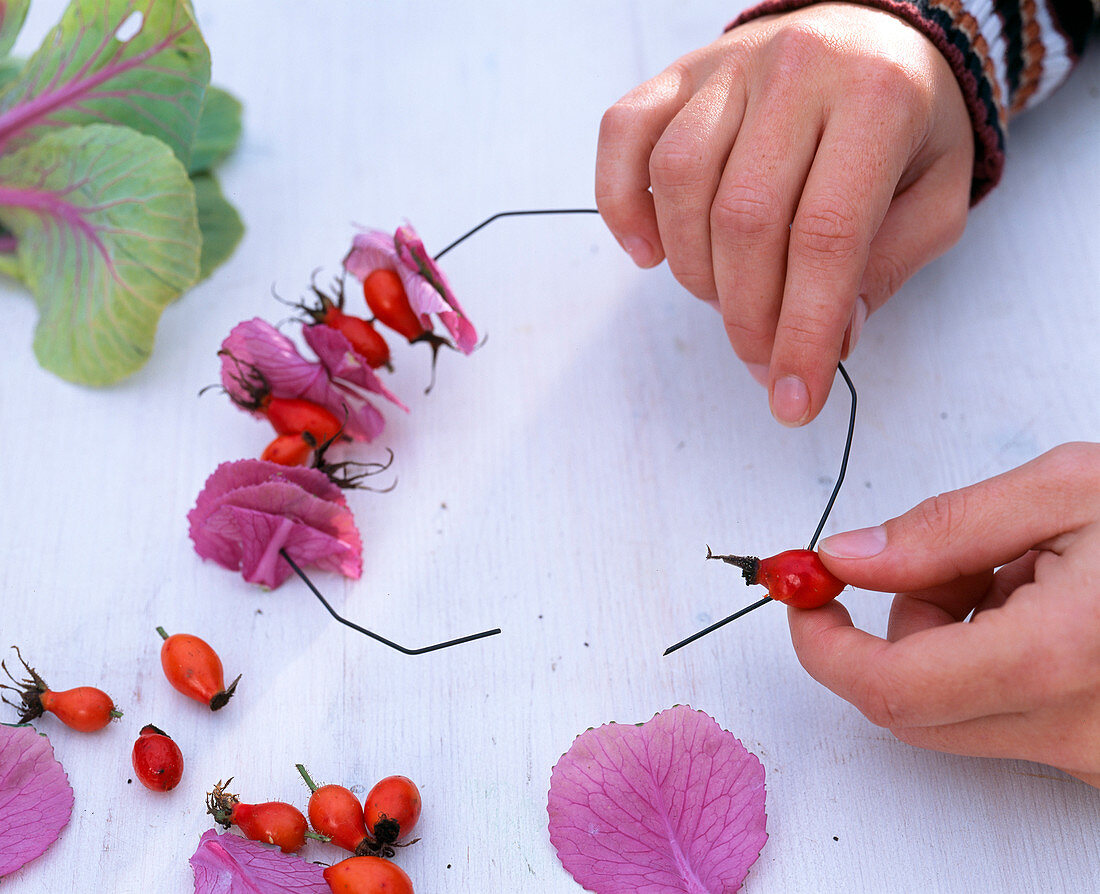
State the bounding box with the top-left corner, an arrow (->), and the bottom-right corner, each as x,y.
3,2 -> 1099,892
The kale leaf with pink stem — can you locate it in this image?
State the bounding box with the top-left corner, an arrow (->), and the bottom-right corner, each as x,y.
0,0 -> 244,385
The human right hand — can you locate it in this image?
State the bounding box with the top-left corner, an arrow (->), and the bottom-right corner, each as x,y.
596,3 -> 974,425
791,443 -> 1100,788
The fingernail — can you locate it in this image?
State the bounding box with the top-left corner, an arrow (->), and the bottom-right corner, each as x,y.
848,296 -> 868,353
819,525 -> 887,559
771,375 -> 809,426
622,236 -> 654,267
746,363 -> 769,387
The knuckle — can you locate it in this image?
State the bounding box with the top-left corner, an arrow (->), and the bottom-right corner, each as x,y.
777,313 -> 838,356
667,263 -> 718,303
768,22 -> 834,69
710,180 -> 785,243
791,200 -> 863,264
649,132 -> 711,192
850,666 -> 911,729
907,491 -> 966,554
868,252 -> 912,302
721,313 -> 773,360
1040,442 -> 1100,488
857,57 -> 923,109
598,99 -> 645,145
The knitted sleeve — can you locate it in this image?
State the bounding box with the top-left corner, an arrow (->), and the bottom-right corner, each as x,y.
729,0 -> 1097,202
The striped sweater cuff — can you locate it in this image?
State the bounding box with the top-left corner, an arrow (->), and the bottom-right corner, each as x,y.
730,0 -> 1095,203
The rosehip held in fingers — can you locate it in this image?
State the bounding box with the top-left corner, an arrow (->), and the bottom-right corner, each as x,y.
132,725 -> 184,791
1,647 -> 121,731
708,547 -> 846,608
157,628 -> 240,710
207,780 -> 311,853
323,856 -> 414,894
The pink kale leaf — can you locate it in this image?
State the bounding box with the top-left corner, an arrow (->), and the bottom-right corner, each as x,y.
188,459 -> 362,588
0,724 -> 74,877
220,318 -> 387,442
344,223 -> 477,353
190,828 -> 329,894
547,705 -> 767,894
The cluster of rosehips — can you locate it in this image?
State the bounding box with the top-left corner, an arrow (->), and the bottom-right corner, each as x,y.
206,765 -> 422,893
232,268 -> 456,473
1,629 -> 238,792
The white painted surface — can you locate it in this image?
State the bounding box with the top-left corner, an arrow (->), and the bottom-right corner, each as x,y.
2,2 -> 1098,892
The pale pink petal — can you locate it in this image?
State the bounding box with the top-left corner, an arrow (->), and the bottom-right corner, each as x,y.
328,384 -> 386,442
0,725 -> 74,877
344,224 -> 478,354
219,319 -> 383,442
220,319 -> 329,406
302,324 -> 408,412
547,705 -> 767,894
190,828 -> 329,894
394,224 -> 478,353
343,228 -> 399,282
188,460 -> 363,589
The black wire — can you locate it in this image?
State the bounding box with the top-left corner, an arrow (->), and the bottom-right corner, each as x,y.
807,362 -> 856,550
279,549 -> 501,655
271,207 -> 602,651
433,208 -> 600,261
662,596 -> 773,656
664,362 -> 858,655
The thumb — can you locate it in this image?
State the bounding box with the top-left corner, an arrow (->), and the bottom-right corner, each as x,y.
817,443 -> 1098,593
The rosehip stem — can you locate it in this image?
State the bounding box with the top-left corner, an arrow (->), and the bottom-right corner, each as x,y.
664,362 -> 857,655
295,763 -> 318,792
704,547 -> 760,585
432,208 -> 600,261
279,549 -> 502,654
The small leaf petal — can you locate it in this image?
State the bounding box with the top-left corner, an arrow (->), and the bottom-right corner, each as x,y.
301,323 -> 408,412
0,725 -> 74,877
394,223 -> 477,353
344,223 -> 478,353
189,86 -> 243,175
547,705 -> 767,894
343,228 -> 398,281
190,828 -> 329,894
193,172 -> 244,281
220,319 -> 386,442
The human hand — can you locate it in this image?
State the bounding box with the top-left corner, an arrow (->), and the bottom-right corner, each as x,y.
596,3 -> 974,425
792,442 -> 1100,788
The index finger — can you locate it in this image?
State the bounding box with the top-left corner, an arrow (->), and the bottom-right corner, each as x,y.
787,598 -> 1043,729
595,68 -> 691,267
